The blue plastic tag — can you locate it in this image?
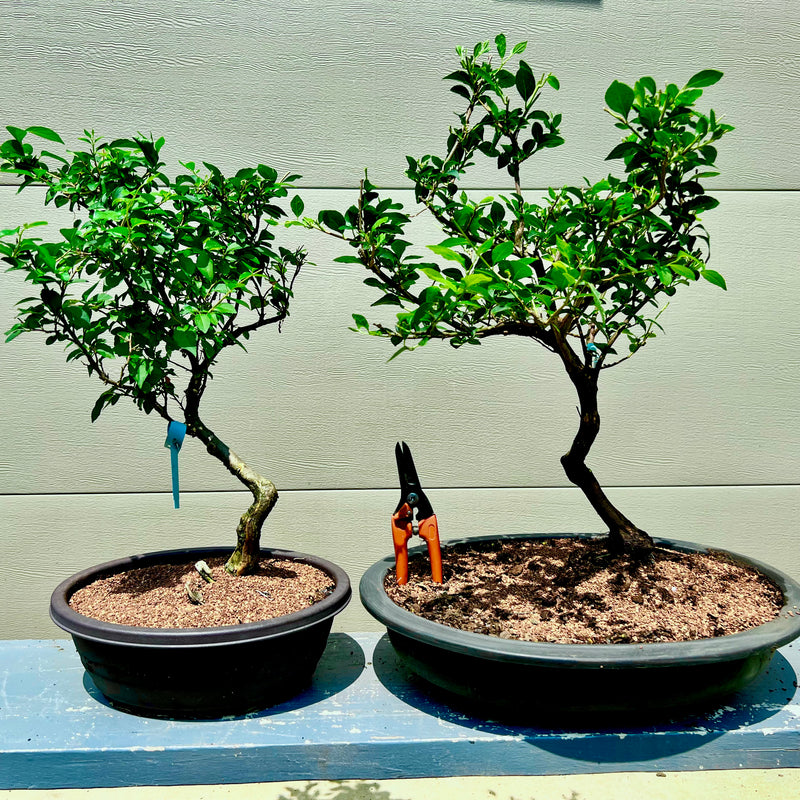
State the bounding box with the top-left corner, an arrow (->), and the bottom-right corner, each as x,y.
164,421 -> 187,509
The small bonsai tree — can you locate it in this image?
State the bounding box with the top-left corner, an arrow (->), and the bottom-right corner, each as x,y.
1,128 -> 308,575
306,36 -> 733,557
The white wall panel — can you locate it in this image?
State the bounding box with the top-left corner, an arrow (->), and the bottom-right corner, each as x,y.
2,485 -> 798,639
0,0 -> 797,641
0,1 -> 797,188
1,190 -> 798,494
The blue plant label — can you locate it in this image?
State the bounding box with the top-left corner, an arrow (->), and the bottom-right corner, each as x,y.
164,421 -> 187,509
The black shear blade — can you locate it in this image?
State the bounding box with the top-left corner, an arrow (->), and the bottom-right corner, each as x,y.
395,441 -> 433,518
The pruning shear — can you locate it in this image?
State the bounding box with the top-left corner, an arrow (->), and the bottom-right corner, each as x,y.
391,441 -> 443,585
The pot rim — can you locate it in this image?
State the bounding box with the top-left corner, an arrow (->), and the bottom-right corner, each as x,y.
359,532 -> 800,668
50,546 -> 351,648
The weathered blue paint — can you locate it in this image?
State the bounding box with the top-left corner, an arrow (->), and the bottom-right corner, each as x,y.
1,633 -> 798,789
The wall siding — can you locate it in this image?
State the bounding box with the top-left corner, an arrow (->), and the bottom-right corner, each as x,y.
0,1 -> 797,639
0,1 -> 798,189
3,485 -> 799,639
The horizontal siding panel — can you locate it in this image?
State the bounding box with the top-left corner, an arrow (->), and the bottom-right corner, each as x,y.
1,484 -> 798,639
0,0 -> 797,188
0,189 -> 798,494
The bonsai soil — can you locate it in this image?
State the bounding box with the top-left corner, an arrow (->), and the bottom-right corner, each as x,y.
69,556 -> 335,628
386,537 -> 784,644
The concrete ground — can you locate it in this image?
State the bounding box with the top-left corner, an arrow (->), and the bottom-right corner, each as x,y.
2,771 -> 799,800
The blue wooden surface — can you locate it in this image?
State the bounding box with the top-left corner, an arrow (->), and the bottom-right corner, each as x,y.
1,633 -> 799,789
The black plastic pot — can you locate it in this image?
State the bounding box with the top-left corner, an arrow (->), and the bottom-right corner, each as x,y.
51,546 -> 351,719
360,533 -> 800,724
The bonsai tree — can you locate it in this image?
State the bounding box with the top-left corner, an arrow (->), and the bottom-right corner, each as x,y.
1,128 -> 308,575
305,35 -> 733,557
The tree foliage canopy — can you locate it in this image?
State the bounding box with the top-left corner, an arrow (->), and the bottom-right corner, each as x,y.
307,35 -> 733,371
1,128 -> 306,423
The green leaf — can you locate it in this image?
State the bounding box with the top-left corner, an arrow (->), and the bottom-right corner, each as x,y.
586,284 -> 607,321
495,69 -> 516,89
449,84 -> 472,100
490,201 -> 505,225
515,61 -> 536,101
195,312 -> 213,333
290,195 -> 305,217
546,75 -> 560,91
439,236 -> 470,247
26,126 -> 64,144
427,244 -> 466,265
547,266 -> 573,289
688,195 -> 720,212
494,33 -> 507,59
90,390 -> 114,423
675,89 -> 703,107
5,126 -> 27,142
605,141 -> 638,161
671,262 -> 697,280
511,41 -> 527,55
686,69 -> 723,89
173,328 -> 197,349
638,106 -> 660,129
507,259 -> 534,280
491,241 -> 515,264
110,138 -> 139,150
386,345 -> 410,363
700,144 -> 718,164
135,361 -> 151,387
196,252 -> 214,280
319,209 -> 346,231
257,164 -> 279,183
420,266 -> 447,282
371,294 -> 403,307
136,138 -> 159,167
475,238 -> 495,256
700,269 -> 727,290
638,76 -> 657,95
462,273 -> 492,289
605,80 -> 635,118
444,70 -> 471,84
420,266 -> 457,290
352,313 -> 369,330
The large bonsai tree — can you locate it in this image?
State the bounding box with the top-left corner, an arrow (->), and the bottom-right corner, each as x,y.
1,128 -> 308,574
306,36 -> 733,556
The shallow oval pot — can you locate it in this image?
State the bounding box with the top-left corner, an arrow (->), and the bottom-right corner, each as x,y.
51,546 -> 351,719
360,533 -> 800,724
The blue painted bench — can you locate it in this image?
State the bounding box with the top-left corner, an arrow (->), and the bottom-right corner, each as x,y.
1,633 -> 799,790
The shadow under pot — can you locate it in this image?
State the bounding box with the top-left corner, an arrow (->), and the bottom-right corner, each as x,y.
359,532 -> 800,725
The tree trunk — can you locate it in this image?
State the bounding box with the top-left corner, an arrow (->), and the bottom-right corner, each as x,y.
185,415 -> 278,576
559,361 -> 654,556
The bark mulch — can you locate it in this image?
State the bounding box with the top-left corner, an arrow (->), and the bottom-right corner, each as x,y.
386,537 -> 783,644
69,556 -> 334,628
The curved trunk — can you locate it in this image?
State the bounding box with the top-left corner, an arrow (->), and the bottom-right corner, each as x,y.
185,415 -> 278,576
559,358 -> 654,556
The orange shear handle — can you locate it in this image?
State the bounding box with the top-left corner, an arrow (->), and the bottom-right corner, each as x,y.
391,504 -> 443,585
418,514 -> 443,583
391,503 -> 414,585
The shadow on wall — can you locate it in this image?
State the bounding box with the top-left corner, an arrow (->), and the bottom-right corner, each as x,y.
273,783 -> 582,800
278,784 -> 404,800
